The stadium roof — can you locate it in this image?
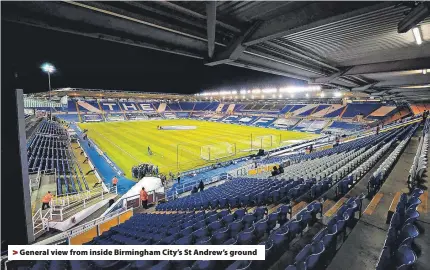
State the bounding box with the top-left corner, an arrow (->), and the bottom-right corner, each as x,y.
3,1 -> 430,101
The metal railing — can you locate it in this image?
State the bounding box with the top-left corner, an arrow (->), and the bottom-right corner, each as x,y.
103,187 -> 162,216
34,208 -> 133,245
33,208 -> 51,238
167,173 -> 232,200
50,185 -> 117,221
29,168 -> 42,191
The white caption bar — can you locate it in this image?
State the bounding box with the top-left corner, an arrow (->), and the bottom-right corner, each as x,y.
9,245 -> 265,261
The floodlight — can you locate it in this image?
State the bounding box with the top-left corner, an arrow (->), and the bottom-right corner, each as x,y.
240,90 -> 247,94
334,91 -> 343,97
262,88 -> 277,93
320,92 -> 325,98
279,94 -> 283,98
41,62 -> 55,74
423,69 -> 427,75
306,93 -> 309,98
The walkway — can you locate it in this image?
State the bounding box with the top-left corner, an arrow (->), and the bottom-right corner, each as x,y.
71,124 -> 136,195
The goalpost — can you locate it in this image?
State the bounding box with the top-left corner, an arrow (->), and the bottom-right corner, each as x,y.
251,134 -> 280,150
200,142 -> 236,161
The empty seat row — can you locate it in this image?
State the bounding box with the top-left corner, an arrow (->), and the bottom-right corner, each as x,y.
408,119 -> 429,189
285,195 -> 364,270
376,189 -> 424,270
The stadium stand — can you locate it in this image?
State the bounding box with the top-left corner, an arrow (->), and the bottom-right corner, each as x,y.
367,106 -> 397,120
410,104 -> 429,115
311,104 -> 342,118
159,128 -> 402,211
342,103 -> 381,118
294,104 -> 319,116
324,105 -> 346,118
27,120 -> 89,195
325,121 -> 363,133
272,118 -> 301,129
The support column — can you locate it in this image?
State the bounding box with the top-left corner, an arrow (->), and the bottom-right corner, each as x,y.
1,88 -> 35,250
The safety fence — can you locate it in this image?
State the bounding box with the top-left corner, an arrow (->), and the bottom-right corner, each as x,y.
33,208 -> 133,245
50,185 -> 117,222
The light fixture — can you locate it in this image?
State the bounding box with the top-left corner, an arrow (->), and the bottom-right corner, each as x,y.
41,62 -> 56,74
320,92 -> 325,98
240,90 -> 247,94
279,94 -> 283,98
261,95 -> 265,98
306,93 -> 309,98
423,69 -> 427,75
262,88 -> 277,93
334,91 -> 343,97
40,62 -> 56,121
412,27 -> 423,45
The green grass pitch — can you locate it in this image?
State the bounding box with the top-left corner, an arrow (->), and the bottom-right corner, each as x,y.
79,119 -> 319,178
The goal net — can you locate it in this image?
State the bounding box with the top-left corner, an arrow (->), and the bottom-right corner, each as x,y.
200,142 -> 236,161
252,134 -> 280,150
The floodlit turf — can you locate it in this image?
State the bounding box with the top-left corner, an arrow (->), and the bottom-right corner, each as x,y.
79,119 -> 318,178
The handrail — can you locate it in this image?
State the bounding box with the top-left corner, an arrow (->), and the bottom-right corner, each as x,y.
34,208 -> 133,245
102,187 -> 159,216
50,185 -> 114,221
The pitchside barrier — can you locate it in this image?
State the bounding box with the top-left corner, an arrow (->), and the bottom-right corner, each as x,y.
167,173 -> 232,200
175,133 -> 287,171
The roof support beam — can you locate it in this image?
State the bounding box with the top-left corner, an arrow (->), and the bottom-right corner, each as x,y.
352,75 -> 430,91
313,68 -> 352,84
206,21 -> 262,66
154,1 -> 241,33
372,75 -> 430,88
206,2 -> 217,58
226,61 -> 309,81
343,57 -> 430,76
265,41 -> 339,71
3,17 -> 204,59
233,53 -> 311,81
398,2 -> 430,33
388,87 -> 430,93
243,2 -> 393,46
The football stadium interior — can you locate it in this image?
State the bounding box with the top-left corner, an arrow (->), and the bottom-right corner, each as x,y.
2,1 -> 430,270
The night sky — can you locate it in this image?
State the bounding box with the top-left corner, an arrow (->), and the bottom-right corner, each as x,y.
2,21 -> 302,95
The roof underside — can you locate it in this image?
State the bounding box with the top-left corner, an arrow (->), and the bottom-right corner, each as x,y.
3,1 -> 430,102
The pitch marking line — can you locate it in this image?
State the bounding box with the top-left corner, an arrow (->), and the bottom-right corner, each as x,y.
91,129 -> 141,163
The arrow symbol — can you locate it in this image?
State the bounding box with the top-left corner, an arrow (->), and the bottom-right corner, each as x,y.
12,250 -> 17,255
